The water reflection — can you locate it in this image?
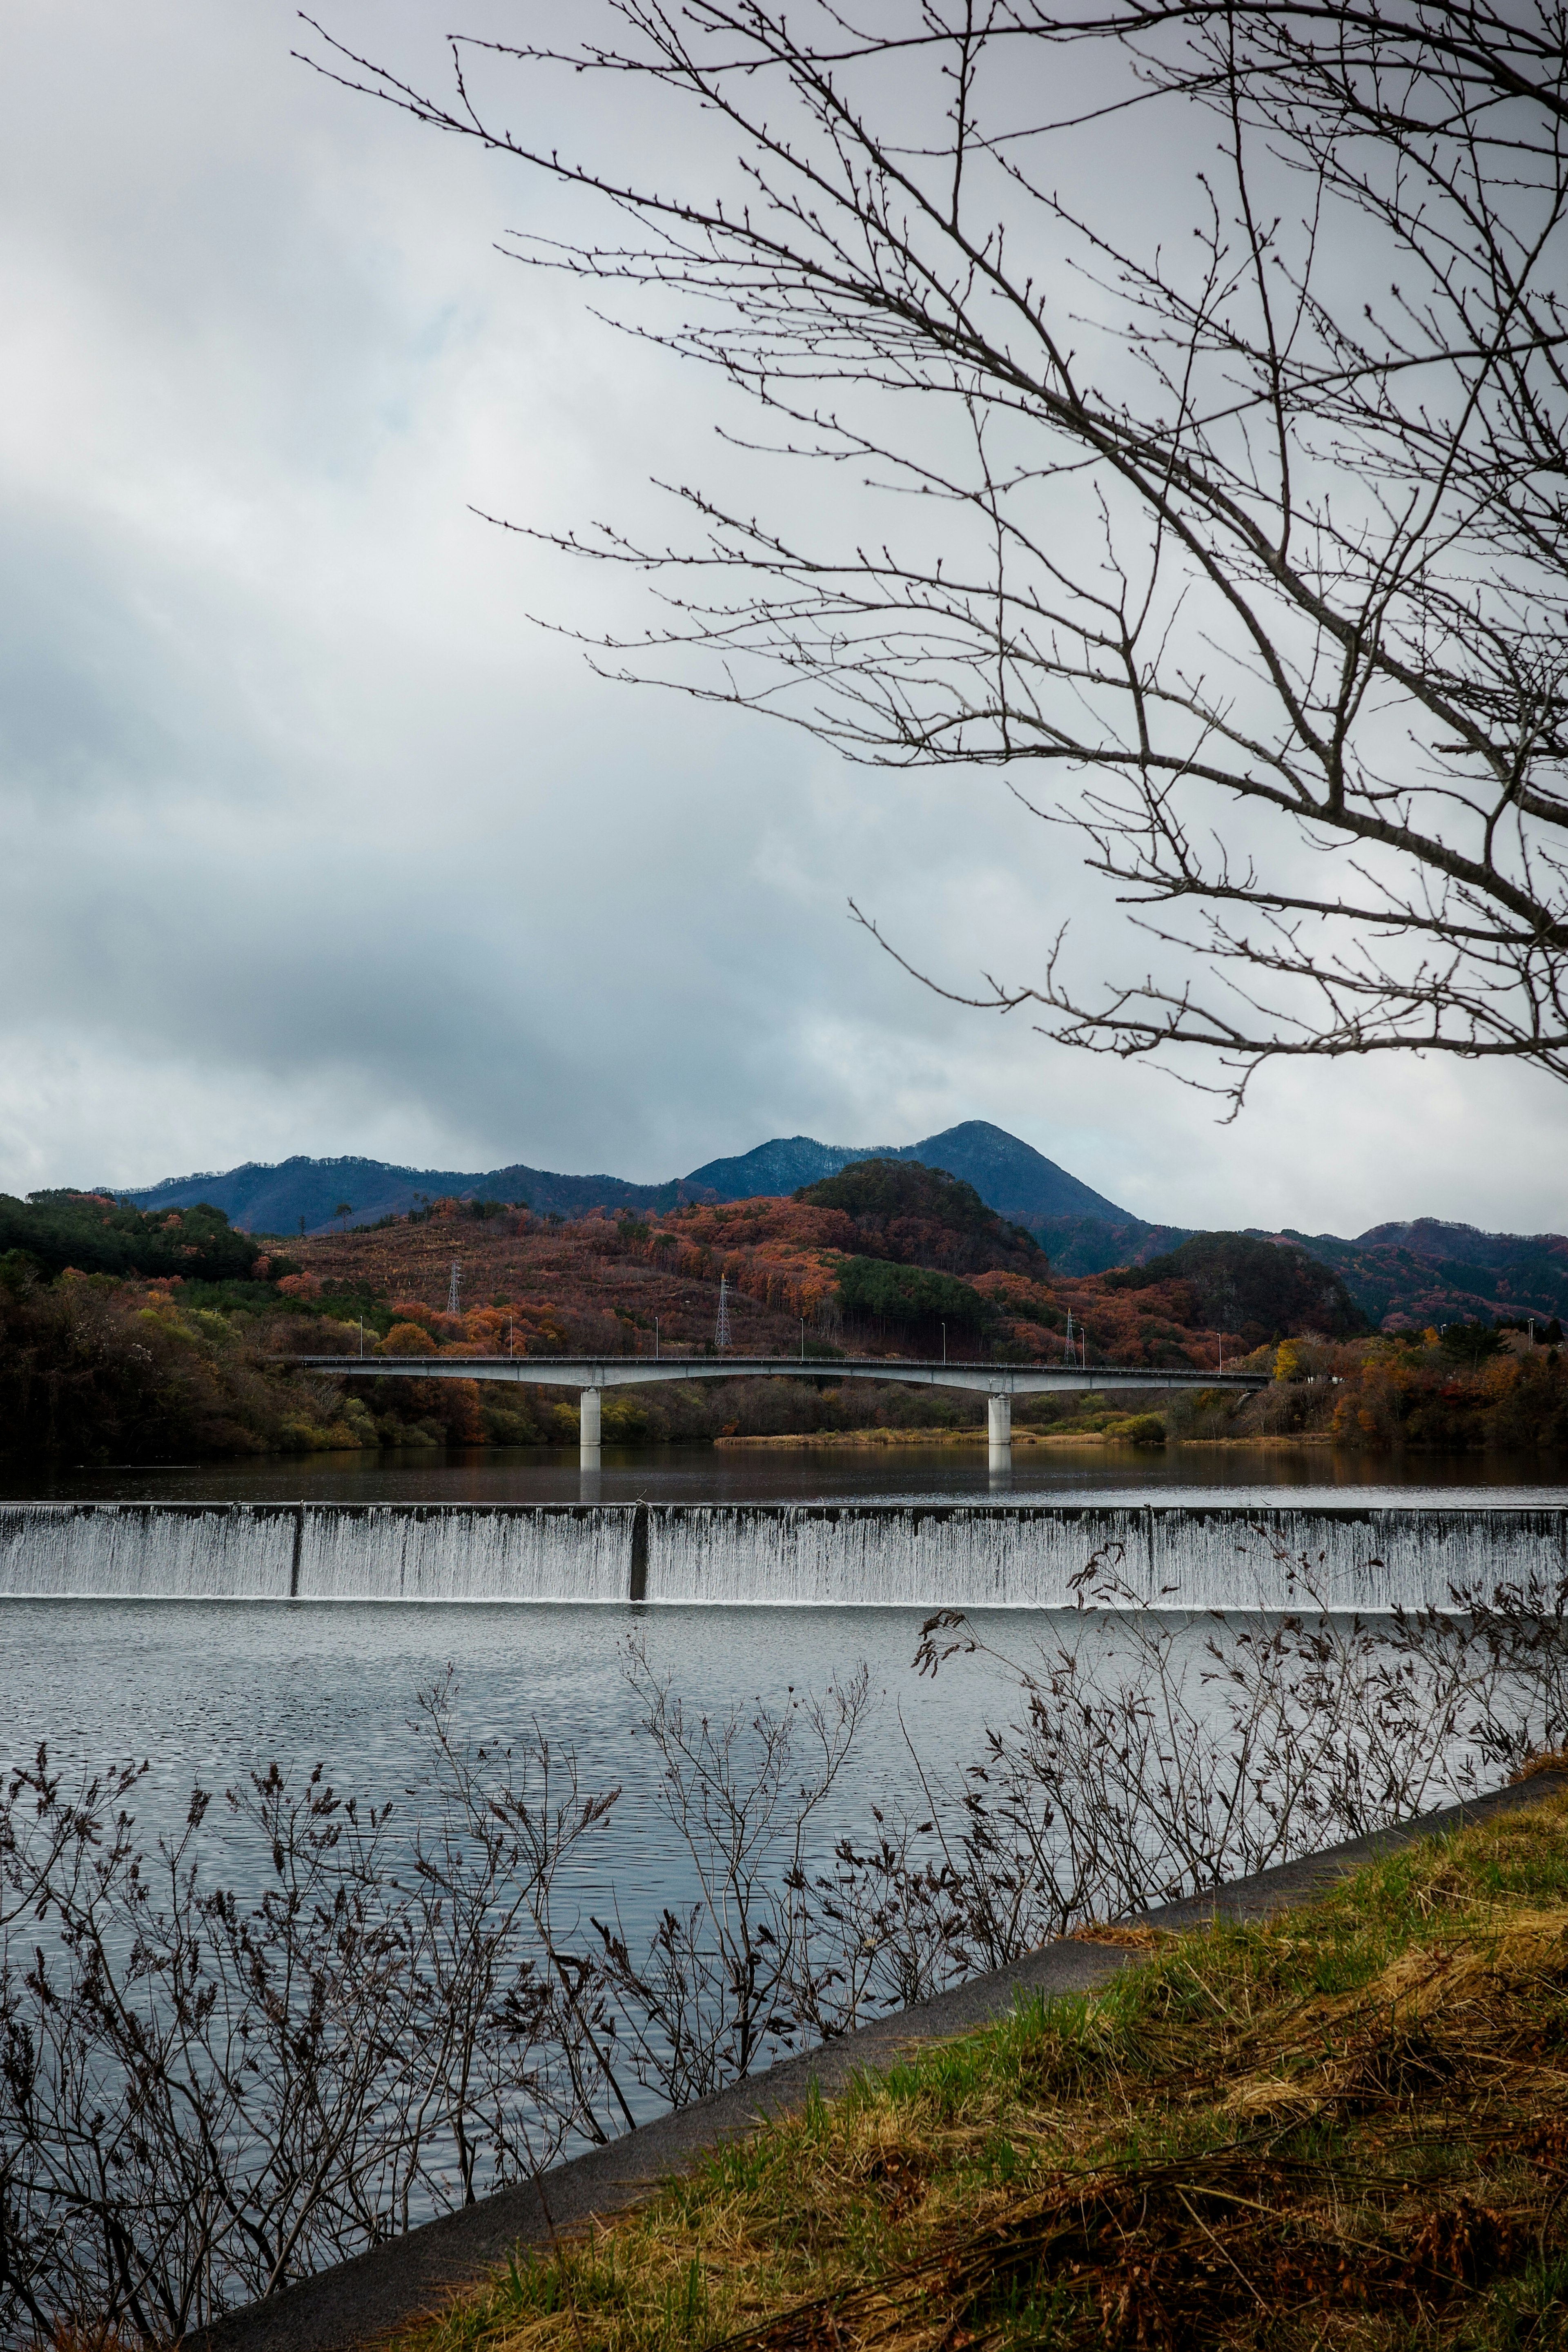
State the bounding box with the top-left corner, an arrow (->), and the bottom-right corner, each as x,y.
2,1442 -> 1561,1510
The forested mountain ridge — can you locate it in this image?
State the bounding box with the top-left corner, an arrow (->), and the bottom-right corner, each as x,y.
1285,1221 -> 1568,1329
93,1124 -> 1567,1330
109,1153 -> 684,1235
2,1175 -> 1562,1464
108,1121 -> 1131,1235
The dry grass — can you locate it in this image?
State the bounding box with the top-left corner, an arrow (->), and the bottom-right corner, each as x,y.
388,1797 -> 1568,2352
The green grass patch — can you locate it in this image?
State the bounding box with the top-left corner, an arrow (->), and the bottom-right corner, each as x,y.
389,1795 -> 1568,2352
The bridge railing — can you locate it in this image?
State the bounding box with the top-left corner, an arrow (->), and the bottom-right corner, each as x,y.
292,1353 -> 1269,1466
293,1352 -> 1265,1394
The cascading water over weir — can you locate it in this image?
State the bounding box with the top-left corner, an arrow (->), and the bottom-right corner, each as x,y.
0,1501 -> 1563,1610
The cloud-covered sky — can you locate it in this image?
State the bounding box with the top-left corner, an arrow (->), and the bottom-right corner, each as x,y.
1,0 -> 1562,1237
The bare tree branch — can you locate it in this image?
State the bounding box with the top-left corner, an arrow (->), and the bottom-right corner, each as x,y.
300,2 -> 1568,1110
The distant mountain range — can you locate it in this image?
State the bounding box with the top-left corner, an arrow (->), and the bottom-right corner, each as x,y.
104,1120 -> 1568,1328
110,1121 -> 1128,1237
1285,1219 -> 1568,1332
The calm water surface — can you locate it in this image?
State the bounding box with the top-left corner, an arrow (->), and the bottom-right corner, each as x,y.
2,1441 -> 1561,1507
0,1599 -> 1067,1942
4,1445 -> 1560,1942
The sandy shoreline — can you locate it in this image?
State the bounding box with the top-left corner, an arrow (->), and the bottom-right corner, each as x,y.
713,1428 -> 1336,1449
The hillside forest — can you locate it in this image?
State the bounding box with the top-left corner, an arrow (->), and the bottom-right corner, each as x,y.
0,1164 -> 1563,1463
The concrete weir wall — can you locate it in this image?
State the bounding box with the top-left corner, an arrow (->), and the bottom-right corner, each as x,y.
1,1499 -> 1564,1609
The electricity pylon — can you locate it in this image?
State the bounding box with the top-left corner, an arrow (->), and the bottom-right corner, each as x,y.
448,1261 -> 461,1316
715,1274 -> 731,1350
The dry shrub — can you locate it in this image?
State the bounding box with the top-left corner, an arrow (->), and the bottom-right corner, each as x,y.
9,1561 -> 1568,2346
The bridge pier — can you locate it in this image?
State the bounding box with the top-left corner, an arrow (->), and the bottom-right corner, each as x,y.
987,1392 -> 1011,1469
579,1387 -> 601,1468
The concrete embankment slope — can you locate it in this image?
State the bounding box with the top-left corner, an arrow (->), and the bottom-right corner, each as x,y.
197,1770 -> 1568,2352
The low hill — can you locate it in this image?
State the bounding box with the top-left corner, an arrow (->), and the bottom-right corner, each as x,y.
1283,1219 -> 1568,1329
793,1158 -> 1047,1277
1105,1231 -> 1367,1347
645,1169 -> 1049,1353
0,1192 -> 269,1284
1038,1211 -> 1568,1331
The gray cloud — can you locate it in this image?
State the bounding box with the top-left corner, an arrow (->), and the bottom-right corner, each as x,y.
0,0 -> 1561,1237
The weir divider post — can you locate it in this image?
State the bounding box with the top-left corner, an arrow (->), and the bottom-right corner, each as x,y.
628,1502 -> 650,1602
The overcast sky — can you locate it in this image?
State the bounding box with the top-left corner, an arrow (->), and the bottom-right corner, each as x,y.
1,0 -> 1562,1237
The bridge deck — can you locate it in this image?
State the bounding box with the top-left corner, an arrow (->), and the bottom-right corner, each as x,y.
296,1354 -> 1266,1397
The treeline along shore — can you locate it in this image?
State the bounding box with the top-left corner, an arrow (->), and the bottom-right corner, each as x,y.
2,1163 -> 1564,1463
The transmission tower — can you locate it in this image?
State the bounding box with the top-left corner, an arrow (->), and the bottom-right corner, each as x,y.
448,1260 -> 461,1316
715,1273 -> 731,1350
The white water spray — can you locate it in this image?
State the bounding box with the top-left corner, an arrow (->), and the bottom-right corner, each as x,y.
0,1501 -> 1562,1608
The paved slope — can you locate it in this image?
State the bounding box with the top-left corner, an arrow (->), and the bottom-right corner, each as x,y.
196,1771 -> 1567,2352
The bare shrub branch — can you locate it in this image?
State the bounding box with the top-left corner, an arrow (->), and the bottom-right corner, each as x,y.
7,1550 -> 1568,2341
0,1689 -> 619,2342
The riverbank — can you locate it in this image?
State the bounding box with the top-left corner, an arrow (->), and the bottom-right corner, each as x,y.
216,1776 -> 1568,2352
383,1784 -> 1568,2352
715,1426 -> 1339,1449
717,1426 -> 1050,1447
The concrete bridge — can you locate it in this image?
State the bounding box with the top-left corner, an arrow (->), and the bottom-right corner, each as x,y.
298,1353 -> 1267,1467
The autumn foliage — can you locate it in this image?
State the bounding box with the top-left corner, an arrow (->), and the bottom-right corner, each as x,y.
0,1190 -> 284,1284
0,1265 -> 376,1461
0,1173 -> 1563,1460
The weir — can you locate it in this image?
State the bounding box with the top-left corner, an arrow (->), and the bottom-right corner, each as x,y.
0,1500 -> 1562,1611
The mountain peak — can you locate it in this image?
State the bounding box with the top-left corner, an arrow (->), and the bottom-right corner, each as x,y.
111,1121 -> 1133,1236
888,1121 -> 1131,1223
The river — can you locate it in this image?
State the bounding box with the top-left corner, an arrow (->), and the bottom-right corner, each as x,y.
0,1438 -> 1557,1507
2,1442 -> 1561,1957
